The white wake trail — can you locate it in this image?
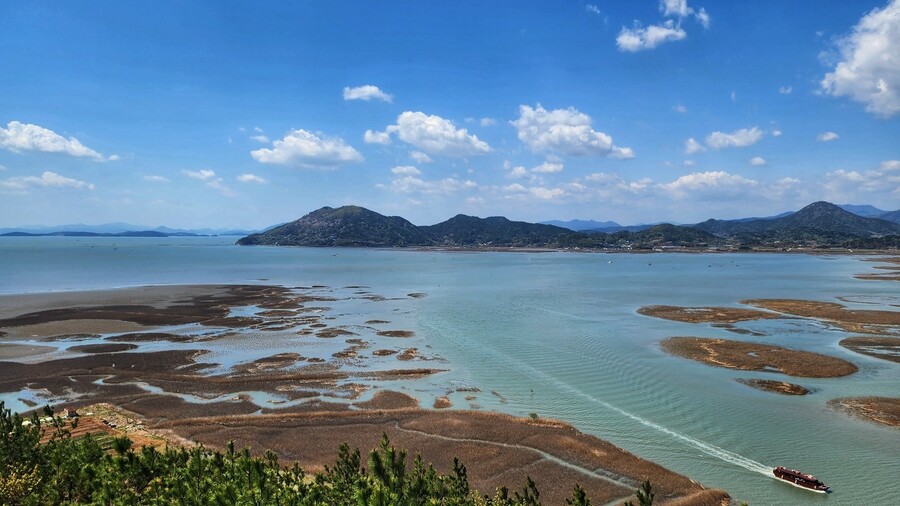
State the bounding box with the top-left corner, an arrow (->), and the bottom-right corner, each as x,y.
426,317 -> 772,476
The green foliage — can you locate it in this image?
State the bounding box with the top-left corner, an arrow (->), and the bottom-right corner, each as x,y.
0,403 -> 600,505
565,484 -> 591,506
623,480 -> 654,506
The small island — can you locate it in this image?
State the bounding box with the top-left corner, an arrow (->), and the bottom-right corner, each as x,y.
660,337 -> 858,378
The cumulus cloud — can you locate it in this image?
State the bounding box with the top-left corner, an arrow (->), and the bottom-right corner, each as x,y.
684,137 -> 706,154
779,86 -> 793,94
342,85 -> 393,103
479,117 -> 498,127
237,173 -> 268,183
250,135 -> 270,143
673,104 -> 688,113
824,160 -> 900,198
252,129 -> 363,168
364,129 -> 392,145
750,156 -> 767,166
618,1 -> 709,52
183,169 -> 235,196
507,166 -> 529,179
143,175 -> 170,183
661,171 -> 758,199
586,4 -> 601,14
372,111 -> 490,157
0,171 -> 94,191
817,131 -> 840,142
771,129 -> 783,137
512,104 -> 633,158
531,161 -> 564,174
821,0 -> 900,117
380,174 -> 478,195
409,151 -> 433,164
0,121 -> 106,160
617,20 -> 686,52
183,169 -> 216,180
391,165 -> 421,176
705,127 -> 764,149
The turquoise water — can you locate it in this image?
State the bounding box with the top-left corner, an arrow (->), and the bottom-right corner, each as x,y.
1,237 -> 898,504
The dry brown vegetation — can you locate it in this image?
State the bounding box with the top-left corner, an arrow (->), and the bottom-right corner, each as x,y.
661,337 -> 858,378
637,305 -> 781,324
839,336 -> 900,363
829,397 -> 900,428
736,379 -> 810,395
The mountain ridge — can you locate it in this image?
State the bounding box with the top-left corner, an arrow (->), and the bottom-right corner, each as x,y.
237,201 -> 900,250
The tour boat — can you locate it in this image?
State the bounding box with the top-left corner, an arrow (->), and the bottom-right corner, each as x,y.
772,466 -> 830,493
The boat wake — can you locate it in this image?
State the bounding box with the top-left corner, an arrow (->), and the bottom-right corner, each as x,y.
425,318 -> 772,477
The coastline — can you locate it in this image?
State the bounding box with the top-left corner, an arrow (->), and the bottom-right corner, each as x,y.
0,284 -> 728,505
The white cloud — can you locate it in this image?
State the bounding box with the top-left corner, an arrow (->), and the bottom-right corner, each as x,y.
409,151 -> 433,164
250,135 -> 270,143
532,161 -> 564,174
364,129 -> 392,145
824,161 -> 900,198
108,154 -> 121,161
617,20 -> 686,52
512,104 -> 633,158
618,1 -> 708,52
771,129 -> 783,137
821,0 -> 900,117
183,169 -> 235,196
529,187 -> 566,200
683,159 -> 695,166
507,166 -> 529,179
695,7 -> 710,29
251,129 -> 363,168
237,173 -> 268,184
684,137 -> 706,154
662,171 -> 758,199
143,175 -> 170,183
0,121 -> 106,160
183,169 -> 216,180
779,86 -> 793,94
881,159 -> 900,170
374,111 -> 490,157
0,171 -> 94,190
673,104 -> 688,113
586,4 -> 601,14
479,117 -> 498,127
391,165 -> 421,176
342,85 -> 393,103
705,127 -> 764,149
750,156 -> 767,166
660,0 -> 690,17
382,175 -> 477,195
817,131 -> 840,142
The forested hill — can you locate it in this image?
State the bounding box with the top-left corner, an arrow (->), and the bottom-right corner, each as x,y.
238,203 -> 900,250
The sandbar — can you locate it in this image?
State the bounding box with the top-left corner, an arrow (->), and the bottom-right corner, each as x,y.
661,337 -> 858,377
741,299 -> 900,335
736,379 -> 810,395
829,397 -> 900,428
839,336 -> 900,363
638,305 -> 781,324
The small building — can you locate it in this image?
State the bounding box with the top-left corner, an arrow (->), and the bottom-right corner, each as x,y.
63,407 -> 79,419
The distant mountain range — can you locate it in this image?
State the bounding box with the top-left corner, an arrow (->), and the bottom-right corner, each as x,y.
0,223 -> 255,237
237,201 -> 900,250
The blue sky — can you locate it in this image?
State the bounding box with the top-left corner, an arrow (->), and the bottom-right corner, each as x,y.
1,1 -> 898,228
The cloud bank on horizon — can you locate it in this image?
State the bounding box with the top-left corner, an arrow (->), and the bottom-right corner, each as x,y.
0,0 -> 898,228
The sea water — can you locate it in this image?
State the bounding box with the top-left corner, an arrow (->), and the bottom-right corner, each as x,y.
0,236 -> 898,504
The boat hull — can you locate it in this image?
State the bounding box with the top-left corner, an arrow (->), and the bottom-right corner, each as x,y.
772,467 -> 830,493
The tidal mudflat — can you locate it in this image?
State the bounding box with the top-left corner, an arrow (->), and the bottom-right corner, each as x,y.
0,283 -> 726,505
